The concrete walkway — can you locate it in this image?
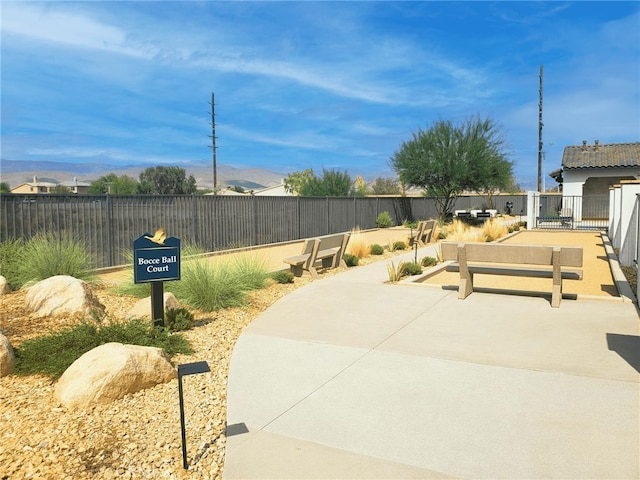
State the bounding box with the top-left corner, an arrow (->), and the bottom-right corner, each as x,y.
224,244 -> 640,479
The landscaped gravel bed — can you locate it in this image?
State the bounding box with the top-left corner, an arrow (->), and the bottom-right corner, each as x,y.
0,251 -> 401,479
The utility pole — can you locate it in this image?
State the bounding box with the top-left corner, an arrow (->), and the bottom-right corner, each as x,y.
209,93 -> 218,194
538,65 -> 544,193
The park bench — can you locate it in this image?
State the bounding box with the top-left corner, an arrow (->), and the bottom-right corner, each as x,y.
282,232 -> 350,278
409,220 -> 436,246
440,241 -> 583,307
283,238 -> 320,278
409,221 -> 427,246
536,208 -> 573,229
419,219 -> 436,245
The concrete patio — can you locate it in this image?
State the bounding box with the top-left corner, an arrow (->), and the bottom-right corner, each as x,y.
223,236 -> 640,479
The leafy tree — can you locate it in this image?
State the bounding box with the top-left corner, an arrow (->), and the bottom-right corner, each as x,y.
369,177 -> 401,195
89,173 -> 139,194
299,168 -> 355,196
0,182 -> 10,192
51,184 -> 71,193
137,166 -> 197,195
390,116 -> 512,220
354,176 -> 367,197
284,169 -> 314,195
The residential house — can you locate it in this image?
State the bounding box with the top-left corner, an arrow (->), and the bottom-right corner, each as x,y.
549,140 -> 640,220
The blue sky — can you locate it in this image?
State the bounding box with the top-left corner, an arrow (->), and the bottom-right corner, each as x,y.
1,1 -> 639,190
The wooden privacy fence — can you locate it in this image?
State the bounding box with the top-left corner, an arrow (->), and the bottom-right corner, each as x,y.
0,193 -> 528,268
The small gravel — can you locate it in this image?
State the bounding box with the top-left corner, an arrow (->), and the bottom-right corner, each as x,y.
0,252 -> 399,479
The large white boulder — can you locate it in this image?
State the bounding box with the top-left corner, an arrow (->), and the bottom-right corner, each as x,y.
0,333 -> 15,377
54,342 -> 176,408
25,275 -> 106,319
0,276 -> 10,295
126,292 -> 180,320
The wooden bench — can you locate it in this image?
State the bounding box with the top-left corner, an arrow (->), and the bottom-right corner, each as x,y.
282,232 -> 350,278
440,241 -> 583,307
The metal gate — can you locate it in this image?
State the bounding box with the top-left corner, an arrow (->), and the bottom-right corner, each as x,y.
535,194 -> 609,230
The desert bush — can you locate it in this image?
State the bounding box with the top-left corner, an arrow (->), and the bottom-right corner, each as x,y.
0,238 -> 25,290
164,307 -> 195,332
6,232 -> 95,288
376,211 -> 394,228
400,262 -> 422,276
346,227 -> 369,258
271,270 -> 294,284
402,219 -> 419,228
369,244 -> 384,255
343,253 -> 359,267
13,318 -> 192,380
392,240 -> 406,251
421,256 -> 438,267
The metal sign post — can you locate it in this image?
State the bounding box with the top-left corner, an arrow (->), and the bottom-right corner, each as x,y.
178,361 -> 211,469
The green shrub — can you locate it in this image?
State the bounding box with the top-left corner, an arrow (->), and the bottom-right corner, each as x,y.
271,270 -> 294,284
231,254 -> 271,291
402,219 -> 419,228
13,319 -> 192,380
343,253 -> 359,267
421,256 -> 437,267
376,211 -> 394,228
7,232 -> 95,288
164,307 -> 195,332
392,240 -> 406,251
369,244 -> 384,255
169,258 -> 248,311
400,262 -> 422,276
0,238 -> 25,290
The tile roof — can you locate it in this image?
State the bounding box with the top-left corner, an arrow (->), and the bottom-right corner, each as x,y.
562,141 -> 640,169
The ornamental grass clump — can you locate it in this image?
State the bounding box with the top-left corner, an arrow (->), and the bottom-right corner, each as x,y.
169,257 -> 248,311
0,238 -> 25,290
5,232 -> 95,288
482,217 -> 508,242
346,227 -> 369,258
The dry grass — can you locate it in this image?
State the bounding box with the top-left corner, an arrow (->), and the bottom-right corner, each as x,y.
441,217 -> 509,243
346,227 -> 370,258
482,217 -> 509,242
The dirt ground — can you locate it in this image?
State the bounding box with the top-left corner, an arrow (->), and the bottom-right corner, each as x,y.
418,230 -> 618,298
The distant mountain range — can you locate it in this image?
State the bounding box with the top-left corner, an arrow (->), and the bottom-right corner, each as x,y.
0,159 -> 286,190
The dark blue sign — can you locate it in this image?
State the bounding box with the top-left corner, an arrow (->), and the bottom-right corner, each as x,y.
133,229 -> 181,284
